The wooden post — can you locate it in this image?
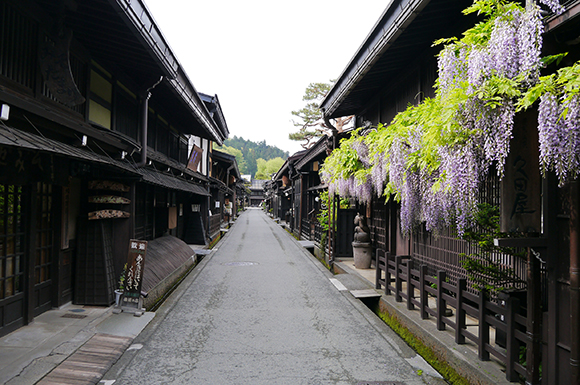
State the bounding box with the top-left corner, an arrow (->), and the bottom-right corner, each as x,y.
526,246 -> 542,385
395,256 -> 402,302
437,271 -> 446,331
375,249 -> 382,290
407,260 -> 414,310
386,252 -> 392,295
420,265 -> 428,319
456,279 -> 466,344
506,296 -> 520,382
478,289 -> 490,361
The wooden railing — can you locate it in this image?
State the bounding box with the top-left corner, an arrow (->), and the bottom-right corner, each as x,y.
376,249 -> 532,383
301,218 -> 311,240
209,214 -> 221,238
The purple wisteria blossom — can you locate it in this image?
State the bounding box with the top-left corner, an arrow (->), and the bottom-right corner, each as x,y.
488,10 -> 521,79
538,0 -> 565,15
539,93 -> 580,186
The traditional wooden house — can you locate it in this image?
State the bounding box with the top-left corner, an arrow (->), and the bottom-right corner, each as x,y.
267,138 -> 357,262
319,0 -> 580,383
209,149 -> 241,238
0,0 -> 228,336
248,179 -> 267,207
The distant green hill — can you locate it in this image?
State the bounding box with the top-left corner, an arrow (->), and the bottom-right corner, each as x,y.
219,136 -> 289,177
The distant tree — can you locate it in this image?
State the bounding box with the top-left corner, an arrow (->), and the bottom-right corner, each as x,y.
223,135 -> 289,177
290,81 -> 353,149
254,157 -> 285,180
217,144 -> 248,174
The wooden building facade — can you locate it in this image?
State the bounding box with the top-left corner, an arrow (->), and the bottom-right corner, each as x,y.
0,0 -> 228,337
318,0 -> 580,383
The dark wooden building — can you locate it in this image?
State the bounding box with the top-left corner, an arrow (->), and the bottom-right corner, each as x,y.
319,0 -> 580,383
0,0 -> 227,337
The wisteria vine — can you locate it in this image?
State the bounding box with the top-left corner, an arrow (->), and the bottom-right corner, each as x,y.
320,0 -> 576,237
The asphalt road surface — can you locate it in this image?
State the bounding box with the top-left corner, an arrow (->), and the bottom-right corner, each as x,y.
103,208 -> 444,385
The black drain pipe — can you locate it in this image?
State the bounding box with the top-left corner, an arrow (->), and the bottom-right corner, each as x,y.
137,76 -> 164,167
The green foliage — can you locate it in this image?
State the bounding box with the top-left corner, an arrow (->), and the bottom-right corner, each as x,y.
460,203 -> 526,293
518,57 -> 580,111
316,191 -> 350,248
320,128 -> 367,185
254,157 -> 285,180
218,144 -> 248,174
321,0 -> 580,235
290,82 -> 333,141
223,136 -> 289,177
118,263 -> 127,291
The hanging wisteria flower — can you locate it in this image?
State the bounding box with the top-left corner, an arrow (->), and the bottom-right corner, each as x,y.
487,9 -> 521,79
539,92 -> 580,186
318,0 -> 575,239
371,152 -> 388,197
538,0 -> 565,15
438,46 -> 468,95
517,5 -> 543,85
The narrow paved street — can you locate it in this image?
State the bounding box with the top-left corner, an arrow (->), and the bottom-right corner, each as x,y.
103,209 -> 442,385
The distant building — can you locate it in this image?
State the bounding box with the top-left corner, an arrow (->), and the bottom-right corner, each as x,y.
248,179 -> 266,206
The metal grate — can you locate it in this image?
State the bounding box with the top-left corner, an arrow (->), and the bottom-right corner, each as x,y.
61,313 -> 87,319
221,262 -> 258,266
357,382 -> 405,385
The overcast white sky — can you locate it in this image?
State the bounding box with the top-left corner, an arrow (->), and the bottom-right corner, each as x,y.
144,0 -> 389,155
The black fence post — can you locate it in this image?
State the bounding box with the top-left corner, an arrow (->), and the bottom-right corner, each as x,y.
506,296 -> 521,382
407,260 -> 414,310
385,252 -> 392,296
375,249 -> 382,290
420,265 -> 428,319
437,271 -> 446,331
395,256 -> 402,302
478,289 -> 490,361
455,278 -> 466,344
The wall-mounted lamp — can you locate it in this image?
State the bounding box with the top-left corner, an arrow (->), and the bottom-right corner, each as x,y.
0,104 -> 10,121
81,135 -> 88,146
121,151 -> 127,160
315,197 -> 320,202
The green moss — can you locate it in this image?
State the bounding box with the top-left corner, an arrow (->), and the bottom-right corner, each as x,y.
208,234 -> 222,249
146,260 -> 198,311
372,304 -> 470,385
314,254 -> 331,270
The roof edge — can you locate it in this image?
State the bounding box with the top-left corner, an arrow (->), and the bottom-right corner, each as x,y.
321,0 -> 430,118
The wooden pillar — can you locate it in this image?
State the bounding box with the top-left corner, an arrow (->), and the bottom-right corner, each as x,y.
570,180 -> 580,384
527,246 -> 542,384
437,271 -> 447,331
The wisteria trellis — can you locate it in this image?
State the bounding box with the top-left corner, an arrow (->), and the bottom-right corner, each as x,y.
321,0 -> 577,236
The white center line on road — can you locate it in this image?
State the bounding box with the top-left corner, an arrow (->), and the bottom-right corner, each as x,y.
329,278 -> 348,291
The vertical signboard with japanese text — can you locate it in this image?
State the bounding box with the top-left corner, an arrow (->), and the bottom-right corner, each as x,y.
122,239 -> 147,309
501,111 -> 541,234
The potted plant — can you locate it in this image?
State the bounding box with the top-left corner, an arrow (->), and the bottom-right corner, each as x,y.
115,264 -> 127,306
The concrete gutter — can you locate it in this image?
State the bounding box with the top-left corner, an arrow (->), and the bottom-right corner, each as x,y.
333,260 -> 512,385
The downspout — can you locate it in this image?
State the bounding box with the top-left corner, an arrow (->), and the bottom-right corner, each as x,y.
136,76 -> 164,167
